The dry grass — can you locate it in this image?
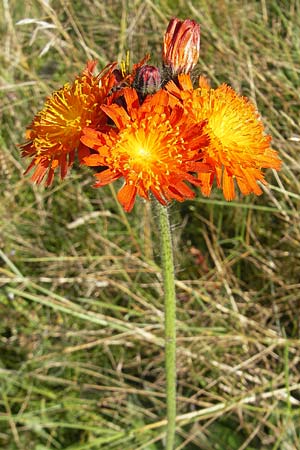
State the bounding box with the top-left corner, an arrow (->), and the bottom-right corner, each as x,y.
1,1 -> 300,449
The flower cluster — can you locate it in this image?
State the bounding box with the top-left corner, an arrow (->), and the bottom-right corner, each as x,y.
21,17 -> 281,211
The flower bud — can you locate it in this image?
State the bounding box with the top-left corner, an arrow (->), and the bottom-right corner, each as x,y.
163,18 -> 200,75
134,65 -> 162,95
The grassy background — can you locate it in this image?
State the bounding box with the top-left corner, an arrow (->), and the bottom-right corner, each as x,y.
1,0 -> 300,449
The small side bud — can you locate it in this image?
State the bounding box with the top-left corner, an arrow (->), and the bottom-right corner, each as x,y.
134,65 -> 162,95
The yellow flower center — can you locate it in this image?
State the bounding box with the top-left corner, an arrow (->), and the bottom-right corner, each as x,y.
135,146 -> 151,159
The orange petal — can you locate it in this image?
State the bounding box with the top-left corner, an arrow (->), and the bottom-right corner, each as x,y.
123,88 -> 140,118
177,73 -> 193,90
80,134 -> 110,156
31,161 -> 49,184
80,135 -> 103,150
222,169 -> 235,201
78,143 -> 91,162
85,60 -> 97,75
60,154 -> 68,180
169,181 -> 195,199
164,79 -> 181,98
186,162 -> 211,173
198,75 -> 210,89
198,172 -> 214,197
215,166 -> 222,187
101,103 -> 129,129
82,127 -> 102,138
149,89 -> 171,108
151,187 -> 168,206
240,167 -> 263,195
24,159 -> 36,175
83,154 -> 104,166
46,168 -> 55,186
117,183 -> 137,212
94,169 -> 120,187
236,176 -> 250,195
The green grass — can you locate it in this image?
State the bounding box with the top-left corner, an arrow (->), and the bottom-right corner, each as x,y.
1,0 -> 300,449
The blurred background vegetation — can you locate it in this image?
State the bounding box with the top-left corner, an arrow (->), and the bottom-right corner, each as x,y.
0,1 -> 300,449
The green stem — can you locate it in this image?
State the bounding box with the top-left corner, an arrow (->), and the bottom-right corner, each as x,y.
156,201 -> 177,450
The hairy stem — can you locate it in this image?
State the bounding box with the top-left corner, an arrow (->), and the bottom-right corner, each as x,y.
156,201 -> 176,450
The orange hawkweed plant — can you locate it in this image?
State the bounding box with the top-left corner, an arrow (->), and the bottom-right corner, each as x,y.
20,17 -> 281,450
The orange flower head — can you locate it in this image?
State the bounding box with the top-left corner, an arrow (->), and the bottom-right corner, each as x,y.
20,61 -> 117,186
166,74 -> 281,200
81,87 -> 210,212
163,18 -> 200,76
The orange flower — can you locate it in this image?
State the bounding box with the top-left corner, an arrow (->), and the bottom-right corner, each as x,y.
163,18 -> 200,75
20,61 -> 117,186
81,88 -> 210,212
166,74 -> 281,200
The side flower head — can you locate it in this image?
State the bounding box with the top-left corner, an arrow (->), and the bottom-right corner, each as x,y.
166,74 -> 281,200
81,87 -> 210,212
20,61 -> 117,186
163,17 -> 200,76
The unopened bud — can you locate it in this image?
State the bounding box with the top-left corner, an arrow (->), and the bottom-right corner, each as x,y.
163,18 -> 200,75
134,65 -> 161,95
